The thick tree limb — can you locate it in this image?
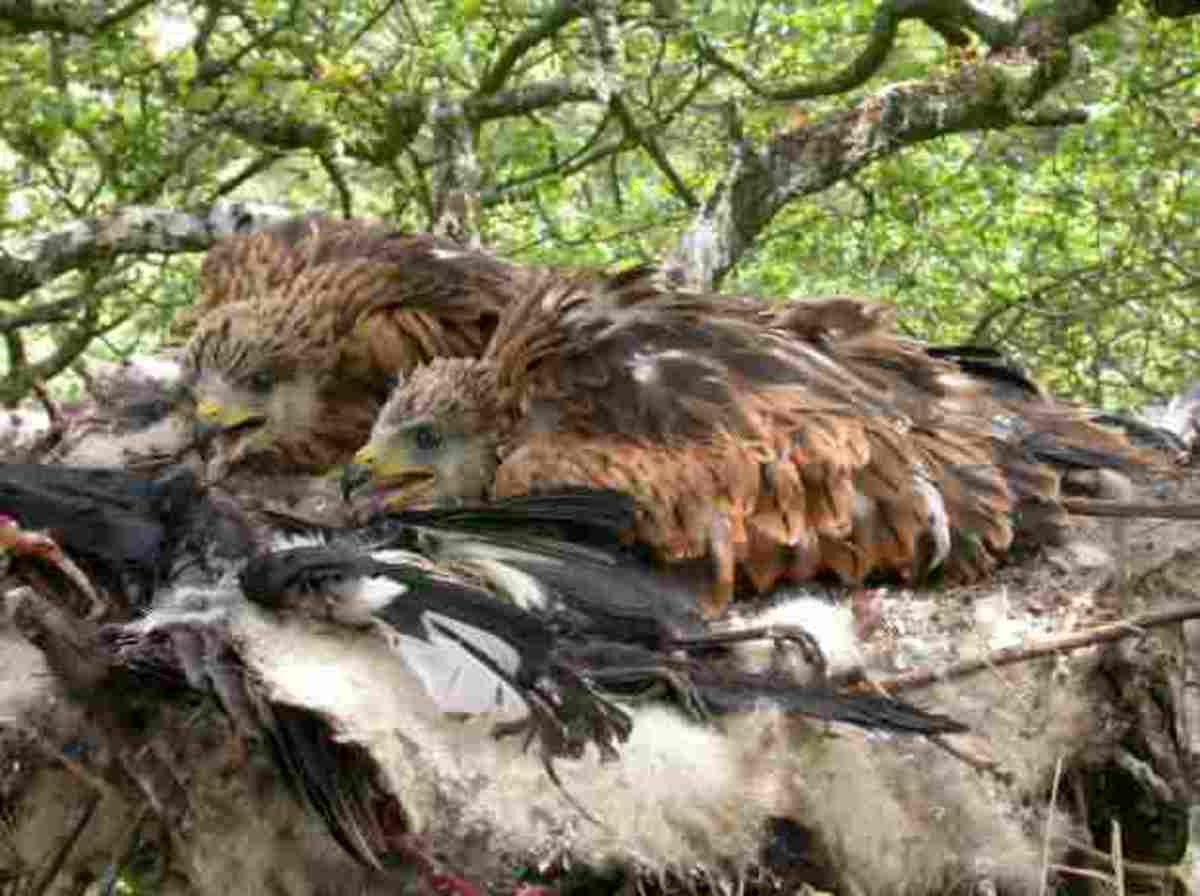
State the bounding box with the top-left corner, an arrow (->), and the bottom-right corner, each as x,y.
467,80 -> 602,122
670,2 -> 1122,287
876,601 -> 1200,693
0,293 -> 87,330
429,99 -> 483,243
0,202 -> 297,301
698,0 -> 1020,103
0,0 -> 155,35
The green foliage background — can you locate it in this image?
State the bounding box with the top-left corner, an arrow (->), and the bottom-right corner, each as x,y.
1,1 -> 1197,409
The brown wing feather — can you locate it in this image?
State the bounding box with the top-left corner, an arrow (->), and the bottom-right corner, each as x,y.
187,215 -> 516,366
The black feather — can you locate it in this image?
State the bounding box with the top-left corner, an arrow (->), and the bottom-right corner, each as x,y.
1090,413 -> 1189,457
925,344 -> 1044,400
0,463 -> 238,603
370,488 -> 636,545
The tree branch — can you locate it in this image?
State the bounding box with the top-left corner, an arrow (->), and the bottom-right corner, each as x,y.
478,0 -> 585,96
0,0 -> 156,35
698,0 -> 1022,103
467,79 -> 601,121
0,293 -> 87,331
212,79 -> 601,167
317,153 -> 355,219
480,113 -> 620,205
670,2 -> 1119,287
0,202 -> 297,302
610,96 -> 698,208
207,151 -> 284,201
481,137 -> 628,207
429,99 -> 482,243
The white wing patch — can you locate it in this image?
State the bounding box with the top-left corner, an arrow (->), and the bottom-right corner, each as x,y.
384,611 -> 528,719
331,575 -> 408,614
436,543 -> 553,611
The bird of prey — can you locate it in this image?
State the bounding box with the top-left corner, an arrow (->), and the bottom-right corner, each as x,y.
179,215 -> 523,477
344,274 -> 1159,616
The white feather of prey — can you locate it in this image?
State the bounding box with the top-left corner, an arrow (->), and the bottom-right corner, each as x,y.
379,611 -> 528,718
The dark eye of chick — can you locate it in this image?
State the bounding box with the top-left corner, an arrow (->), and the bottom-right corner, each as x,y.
412,424 -> 442,452
247,371 -> 274,393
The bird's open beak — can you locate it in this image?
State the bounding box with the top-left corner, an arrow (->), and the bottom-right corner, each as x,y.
192,399 -> 268,452
195,398 -> 265,433
342,442 -> 437,510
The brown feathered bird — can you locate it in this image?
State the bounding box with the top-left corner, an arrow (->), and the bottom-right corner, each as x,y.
180,215 -> 521,476
343,272 -> 1159,616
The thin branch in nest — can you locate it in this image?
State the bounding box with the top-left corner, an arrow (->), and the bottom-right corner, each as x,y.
1056,832 -> 1183,881
1038,754 -> 1063,896
29,791 -> 102,896
874,601 -> 1200,693
1111,819 -> 1125,896
1064,498 -> 1200,520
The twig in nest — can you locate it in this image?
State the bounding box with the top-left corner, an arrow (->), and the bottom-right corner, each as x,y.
1064,498 -> 1200,520
1056,832 -> 1182,879
29,791 -> 101,896
1048,864 -> 1116,886
1038,755 -> 1063,896
1111,819 -> 1125,896
874,601 -> 1200,692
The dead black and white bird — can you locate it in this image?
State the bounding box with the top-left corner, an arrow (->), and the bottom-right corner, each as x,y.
102,489 -> 963,876
244,491 -> 967,739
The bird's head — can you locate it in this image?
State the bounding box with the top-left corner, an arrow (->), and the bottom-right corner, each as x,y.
182,301 -> 361,476
342,358 -> 503,512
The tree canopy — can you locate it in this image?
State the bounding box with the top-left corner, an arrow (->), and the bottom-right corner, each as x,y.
1,0 -> 1198,408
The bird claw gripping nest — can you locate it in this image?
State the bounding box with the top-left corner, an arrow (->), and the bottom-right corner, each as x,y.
1,515 -> 107,620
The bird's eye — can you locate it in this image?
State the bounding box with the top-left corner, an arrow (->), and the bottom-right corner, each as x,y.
248,371 -> 273,393
412,424 -> 442,452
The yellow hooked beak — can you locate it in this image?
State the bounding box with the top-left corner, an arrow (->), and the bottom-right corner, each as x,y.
340,440 -> 436,508
195,398 -> 262,429
351,444 -> 377,468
